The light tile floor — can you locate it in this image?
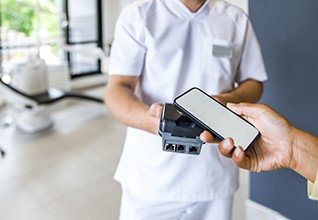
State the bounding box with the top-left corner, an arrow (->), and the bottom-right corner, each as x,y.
0,87 -> 249,220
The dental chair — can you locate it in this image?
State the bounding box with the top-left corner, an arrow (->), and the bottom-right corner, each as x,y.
0,76 -> 104,133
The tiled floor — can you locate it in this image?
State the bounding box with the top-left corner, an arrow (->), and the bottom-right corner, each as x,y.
0,86 -> 249,220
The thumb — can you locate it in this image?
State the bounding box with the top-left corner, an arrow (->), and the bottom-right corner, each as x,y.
148,103 -> 163,118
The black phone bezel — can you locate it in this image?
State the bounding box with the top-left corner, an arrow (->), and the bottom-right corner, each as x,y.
173,87 -> 260,151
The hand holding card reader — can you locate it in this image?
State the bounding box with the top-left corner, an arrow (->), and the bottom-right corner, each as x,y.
158,103 -> 204,155
173,87 -> 260,151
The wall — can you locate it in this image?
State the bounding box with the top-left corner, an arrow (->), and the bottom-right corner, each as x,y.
249,0 -> 318,219
225,0 -> 248,13
103,0 -> 134,45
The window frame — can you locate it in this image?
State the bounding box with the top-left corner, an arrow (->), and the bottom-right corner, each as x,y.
63,0 -> 104,79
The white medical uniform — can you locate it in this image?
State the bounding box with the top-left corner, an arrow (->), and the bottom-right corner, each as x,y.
109,0 -> 267,218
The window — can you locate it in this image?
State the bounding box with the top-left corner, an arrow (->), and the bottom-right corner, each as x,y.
1,0 -> 60,73
0,0 -> 105,83
63,0 -> 103,78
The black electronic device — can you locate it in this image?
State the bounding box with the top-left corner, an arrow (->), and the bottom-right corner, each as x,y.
174,87 -> 259,151
158,103 -> 204,155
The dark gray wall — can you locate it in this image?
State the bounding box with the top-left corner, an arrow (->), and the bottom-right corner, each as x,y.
249,0 -> 318,219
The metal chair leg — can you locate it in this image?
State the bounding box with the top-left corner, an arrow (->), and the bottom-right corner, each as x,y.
0,147 -> 5,158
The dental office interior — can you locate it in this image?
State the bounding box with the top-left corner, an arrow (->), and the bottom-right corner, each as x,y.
1,0 -> 317,219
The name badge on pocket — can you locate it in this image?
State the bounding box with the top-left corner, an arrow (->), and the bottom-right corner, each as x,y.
212,44 -> 233,59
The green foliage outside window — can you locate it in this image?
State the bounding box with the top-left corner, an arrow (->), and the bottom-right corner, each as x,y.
1,0 -> 58,37
1,0 -> 35,36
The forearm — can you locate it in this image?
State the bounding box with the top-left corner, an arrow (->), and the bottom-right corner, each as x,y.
218,79 -> 263,104
291,128 -> 318,182
105,76 -> 158,134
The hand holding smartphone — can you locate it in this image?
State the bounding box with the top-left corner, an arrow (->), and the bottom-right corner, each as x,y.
174,87 -> 259,151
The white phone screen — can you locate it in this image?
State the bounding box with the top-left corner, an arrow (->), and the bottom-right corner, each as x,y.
174,88 -> 259,150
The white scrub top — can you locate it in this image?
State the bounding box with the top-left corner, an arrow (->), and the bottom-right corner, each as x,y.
109,0 -> 267,201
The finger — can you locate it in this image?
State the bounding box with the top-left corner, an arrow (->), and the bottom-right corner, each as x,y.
218,138 -> 235,158
148,103 -> 163,118
232,146 -> 252,171
227,102 -> 264,121
200,130 -> 215,143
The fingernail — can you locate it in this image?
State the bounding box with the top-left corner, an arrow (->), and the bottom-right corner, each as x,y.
200,133 -> 205,141
235,148 -> 242,157
226,103 -> 236,107
223,139 -> 233,150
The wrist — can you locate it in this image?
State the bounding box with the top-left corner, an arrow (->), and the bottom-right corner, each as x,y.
289,127 -> 302,171
290,128 -> 317,182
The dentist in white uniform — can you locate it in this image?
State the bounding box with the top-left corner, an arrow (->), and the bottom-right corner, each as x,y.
105,0 -> 268,219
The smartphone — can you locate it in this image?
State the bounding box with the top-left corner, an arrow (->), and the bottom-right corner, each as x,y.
174,87 -> 259,151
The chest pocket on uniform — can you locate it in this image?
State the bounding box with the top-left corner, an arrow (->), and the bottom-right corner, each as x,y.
201,38 -> 235,81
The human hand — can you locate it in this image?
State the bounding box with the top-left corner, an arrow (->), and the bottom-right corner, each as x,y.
147,102 -> 163,134
212,95 -> 227,106
218,103 -> 296,172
